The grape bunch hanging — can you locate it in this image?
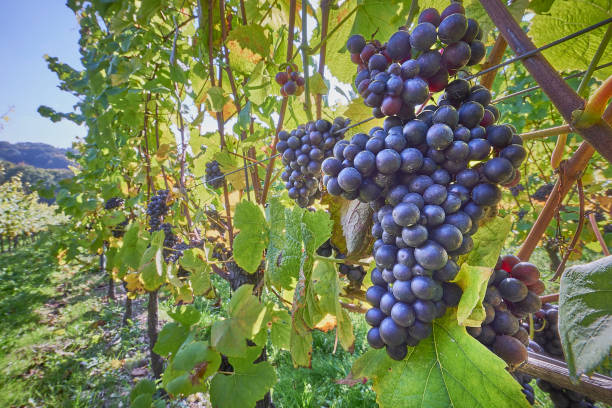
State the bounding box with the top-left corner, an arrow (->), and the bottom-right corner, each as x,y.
320,8 -> 526,358
317,239 -> 367,285
346,3 -> 486,118
275,64 -> 305,97
526,304 -> 596,408
467,254 -> 544,366
205,160 -> 224,189
277,118 -> 349,208
104,196 -> 124,210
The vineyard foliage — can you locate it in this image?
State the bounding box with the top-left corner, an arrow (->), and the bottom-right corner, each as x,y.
36,0 -> 612,407
0,176 -> 64,243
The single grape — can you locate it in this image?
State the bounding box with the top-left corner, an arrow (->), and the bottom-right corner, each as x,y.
347,34 -> 366,54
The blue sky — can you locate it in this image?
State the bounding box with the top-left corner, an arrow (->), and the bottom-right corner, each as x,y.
0,1 -> 86,148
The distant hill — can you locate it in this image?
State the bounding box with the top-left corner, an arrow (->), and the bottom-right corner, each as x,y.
0,141 -> 73,169
0,160 -> 73,203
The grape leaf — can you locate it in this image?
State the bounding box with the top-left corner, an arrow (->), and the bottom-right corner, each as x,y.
351,312 -> 531,408
265,198 -> 305,289
313,260 -> 355,350
233,200 -> 268,273
323,194 -> 374,261
167,305 -> 201,328
211,285 -> 267,357
325,0 -> 413,84
154,322 -> 189,357
210,346 -> 277,408
529,0 -> 612,81
454,216 -> 512,326
559,255 -> 612,379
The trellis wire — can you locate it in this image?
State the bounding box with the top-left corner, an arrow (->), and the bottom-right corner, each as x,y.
464,17 -> 612,81
492,61 -> 612,103
190,18 -> 612,190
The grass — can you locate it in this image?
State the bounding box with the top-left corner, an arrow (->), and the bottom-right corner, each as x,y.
0,232 -> 605,407
0,233 -> 146,407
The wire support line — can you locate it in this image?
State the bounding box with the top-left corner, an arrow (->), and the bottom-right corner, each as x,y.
188,115 -> 378,191
492,61 -> 612,104
465,17 -> 612,81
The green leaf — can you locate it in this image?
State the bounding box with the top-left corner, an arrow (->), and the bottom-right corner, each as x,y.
529,0 -> 555,13
351,312 -> 531,408
179,248 -> 212,295
265,198 -> 304,289
233,200 -> 268,273
323,196 -> 373,261
137,0 -> 161,24
154,322 -> 189,357
130,379 -> 156,402
310,72 -> 328,95
454,216 -> 512,326
210,347 -> 277,408
559,255 -> 612,379
529,1 -> 612,81
131,394 -> 153,408
207,87 -> 227,112
173,341 -> 221,376
168,305 -> 201,328
211,285 -> 267,357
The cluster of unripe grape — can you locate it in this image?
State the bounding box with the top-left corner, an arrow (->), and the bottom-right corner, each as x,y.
317,239 -> 367,285
277,118 -> 349,208
467,254 -> 544,366
205,160 -> 224,189
346,3 -> 486,118
275,64 -> 305,97
527,304 -> 596,408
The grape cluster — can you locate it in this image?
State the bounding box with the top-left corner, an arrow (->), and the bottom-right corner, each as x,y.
513,372 -> 536,405
346,4 -> 486,118
146,190 -> 169,231
275,64 -> 305,97
322,86 -> 526,360
532,183 -> 554,202
205,161 -> 224,189
277,118 -> 349,207
112,220 -> 128,238
468,254 -> 544,366
104,197 -> 124,210
524,304 -> 596,408
317,240 -> 367,285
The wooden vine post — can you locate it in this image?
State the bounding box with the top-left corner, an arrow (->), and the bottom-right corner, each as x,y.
480,0 -> 612,401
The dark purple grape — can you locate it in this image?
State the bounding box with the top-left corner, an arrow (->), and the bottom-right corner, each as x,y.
399,148 -> 424,173
353,150 -> 376,176
444,140 -> 469,162
386,75 -> 404,96
366,285 -> 386,307
337,167 -> 363,192
326,177 -> 342,195
409,175 -> 434,194
426,123 -> 453,150
484,157 -> 514,184
493,310 -> 520,335
468,87 -> 492,106
387,30 -> 412,61
441,193 -> 462,214
419,8 -> 441,26
402,78 -> 429,105
380,292 -> 398,315
376,149 -> 402,174
433,105 -> 459,129
416,51 -> 442,78
438,13 -> 468,44
386,344 -> 408,360
498,278 -> 528,302
411,276 -> 439,300
442,41 -> 471,69
397,247 -> 416,266
458,101 -> 485,128
411,22 -> 437,50
375,244 -> 397,269
392,280 -> 417,303
434,260 -> 459,282
408,320 -> 432,339
422,204 -> 445,226
402,225 -> 429,247
427,67 -> 449,92
500,144 -> 527,168
391,302 -> 416,327
467,40 -> 486,65
423,184 -> 447,205
367,327 -> 385,349
403,120 -> 428,145
462,18 -> 479,42
400,59 -> 420,79
440,3 -> 465,20
347,34 -> 366,54
393,263 -> 412,280
486,125 -> 513,148
472,182 -> 501,206
385,133 -> 407,152
414,240 -> 448,270
369,53 -> 389,72
432,224 -> 463,251
366,307 -> 386,326
467,138 -> 491,160
392,202 -> 421,227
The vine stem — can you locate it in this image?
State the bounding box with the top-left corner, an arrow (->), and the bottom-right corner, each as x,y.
552,179 -> 585,280
516,102 -> 612,261
520,124 -> 570,141
316,0 -> 330,120
552,23 -> 612,171
300,0 -> 313,121
540,293 -> 559,303
479,0 -> 612,162
405,0 -> 418,27
260,0 -> 297,204
291,5 -> 359,61
480,34 -> 508,89
588,213 -> 610,256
